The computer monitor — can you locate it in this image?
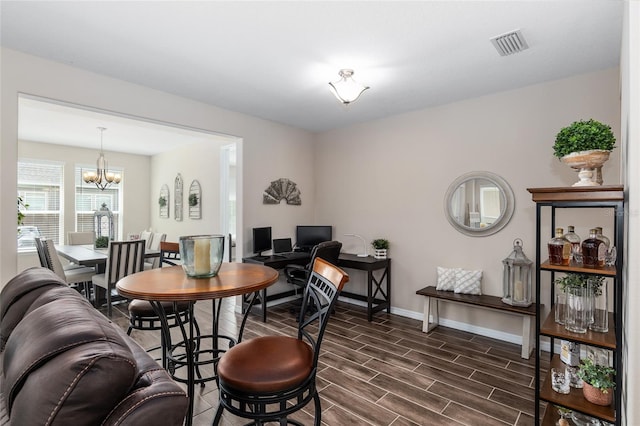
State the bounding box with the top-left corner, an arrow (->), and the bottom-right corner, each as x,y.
252,227 -> 272,256
295,226 -> 332,251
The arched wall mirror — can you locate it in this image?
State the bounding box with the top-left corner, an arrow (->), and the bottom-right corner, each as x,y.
444,171 -> 515,237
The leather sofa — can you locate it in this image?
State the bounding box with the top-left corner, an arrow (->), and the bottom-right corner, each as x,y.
0,267 -> 188,425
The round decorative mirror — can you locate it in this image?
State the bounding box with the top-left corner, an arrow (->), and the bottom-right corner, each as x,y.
444,171 -> 515,237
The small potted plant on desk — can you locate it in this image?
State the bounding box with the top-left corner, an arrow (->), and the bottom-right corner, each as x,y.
371,239 -> 389,259
576,357 -> 615,406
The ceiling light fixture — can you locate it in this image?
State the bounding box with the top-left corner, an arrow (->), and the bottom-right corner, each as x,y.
83,127 -> 121,190
329,69 -> 369,105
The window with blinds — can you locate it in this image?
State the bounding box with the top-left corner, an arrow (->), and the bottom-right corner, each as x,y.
17,159 -> 64,252
75,166 -> 122,239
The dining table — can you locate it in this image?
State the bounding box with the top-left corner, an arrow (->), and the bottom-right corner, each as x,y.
56,244 -> 159,272
116,263 -> 279,426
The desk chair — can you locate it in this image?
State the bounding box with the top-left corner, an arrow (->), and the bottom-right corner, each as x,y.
214,258 -> 349,425
127,241 -> 201,372
41,238 -> 96,298
92,240 -> 146,317
284,240 -> 342,314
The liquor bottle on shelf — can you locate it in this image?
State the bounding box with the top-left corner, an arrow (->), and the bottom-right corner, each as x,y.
582,228 -> 606,268
595,226 -> 611,248
548,227 -> 571,266
563,226 -> 581,252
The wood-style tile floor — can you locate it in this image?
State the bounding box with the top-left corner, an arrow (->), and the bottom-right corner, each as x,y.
105,298 -> 547,426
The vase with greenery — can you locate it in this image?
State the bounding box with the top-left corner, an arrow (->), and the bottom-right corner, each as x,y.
371,238 -> 389,259
553,119 -> 616,186
576,358 -> 615,406
189,193 -> 198,207
555,273 -> 605,333
158,196 -> 167,208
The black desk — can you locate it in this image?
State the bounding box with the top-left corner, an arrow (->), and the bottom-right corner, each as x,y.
242,253 -> 391,322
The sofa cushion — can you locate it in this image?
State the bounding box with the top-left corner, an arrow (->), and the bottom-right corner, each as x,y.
0,267 -> 65,350
2,296 -> 138,425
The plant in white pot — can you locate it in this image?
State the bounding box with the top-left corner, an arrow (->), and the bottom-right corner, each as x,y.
553,119 -> 616,187
576,357 -> 615,406
371,239 -> 389,259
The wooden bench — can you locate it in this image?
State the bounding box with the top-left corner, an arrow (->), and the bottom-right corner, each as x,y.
415,286 -> 537,359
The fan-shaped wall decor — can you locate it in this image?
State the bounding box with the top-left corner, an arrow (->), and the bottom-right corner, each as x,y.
174,173 -> 183,222
263,178 -> 301,205
189,179 -> 202,220
159,184 -> 170,218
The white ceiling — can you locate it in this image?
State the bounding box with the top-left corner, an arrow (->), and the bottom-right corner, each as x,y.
1,1 -> 623,153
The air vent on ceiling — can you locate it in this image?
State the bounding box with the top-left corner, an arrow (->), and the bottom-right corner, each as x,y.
490,29 -> 529,56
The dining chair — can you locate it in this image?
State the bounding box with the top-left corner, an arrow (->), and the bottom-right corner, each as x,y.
127,241 -> 201,372
144,232 -> 166,269
92,240 -> 146,317
41,238 -> 96,298
34,236 -> 50,268
67,231 -> 95,245
213,257 -> 349,426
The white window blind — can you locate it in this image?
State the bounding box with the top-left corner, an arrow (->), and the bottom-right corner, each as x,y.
75,166 -> 122,239
17,159 -> 64,252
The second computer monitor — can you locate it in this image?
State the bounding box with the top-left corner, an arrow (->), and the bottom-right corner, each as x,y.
252,226 -> 272,256
295,225 -> 332,251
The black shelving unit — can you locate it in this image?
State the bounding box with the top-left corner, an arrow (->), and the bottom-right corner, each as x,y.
528,186 -> 624,426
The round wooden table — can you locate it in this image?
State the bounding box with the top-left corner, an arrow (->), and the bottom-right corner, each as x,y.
117,263 -> 279,426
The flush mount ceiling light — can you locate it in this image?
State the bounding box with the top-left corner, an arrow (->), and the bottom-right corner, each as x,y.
328,69 -> 370,105
83,127 -> 121,190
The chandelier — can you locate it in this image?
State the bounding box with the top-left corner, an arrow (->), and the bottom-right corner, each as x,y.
328,69 -> 369,105
83,127 -> 121,190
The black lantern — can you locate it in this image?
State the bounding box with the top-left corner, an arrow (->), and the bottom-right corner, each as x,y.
502,238 -> 533,307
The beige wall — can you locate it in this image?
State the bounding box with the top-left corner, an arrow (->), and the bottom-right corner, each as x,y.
621,3 -> 639,424
315,68 -> 621,340
150,139 -> 231,242
0,47 -> 316,283
16,140 -> 151,271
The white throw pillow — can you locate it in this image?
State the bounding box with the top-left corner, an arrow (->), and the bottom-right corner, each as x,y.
454,269 -> 483,295
436,267 -> 460,291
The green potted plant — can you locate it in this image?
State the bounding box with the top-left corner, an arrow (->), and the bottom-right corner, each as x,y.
17,195 -> 28,225
553,119 -> 616,187
576,357 -> 615,406
554,273 -> 605,332
95,236 -> 109,249
371,238 -> 389,259
158,196 -> 167,208
189,193 -> 198,207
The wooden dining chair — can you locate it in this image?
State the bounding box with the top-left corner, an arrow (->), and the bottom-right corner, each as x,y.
126,241 -> 201,372
92,240 -> 146,317
213,257 -> 349,425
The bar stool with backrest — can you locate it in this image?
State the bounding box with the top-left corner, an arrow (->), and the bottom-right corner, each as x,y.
126,241 -> 201,372
92,240 -> 146,317
213,257 -> 349,425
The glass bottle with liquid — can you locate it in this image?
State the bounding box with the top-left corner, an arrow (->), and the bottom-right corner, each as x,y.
595,226 -> 610,248
563,226 -> 581,252
581,228 -> 606,268
548,228 -> 571,266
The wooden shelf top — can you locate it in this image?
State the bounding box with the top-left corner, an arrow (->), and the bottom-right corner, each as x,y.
540,355 -> 615,423
540,308 -> 616,349
540,260 -> 618,277
527,186 -> 624,203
